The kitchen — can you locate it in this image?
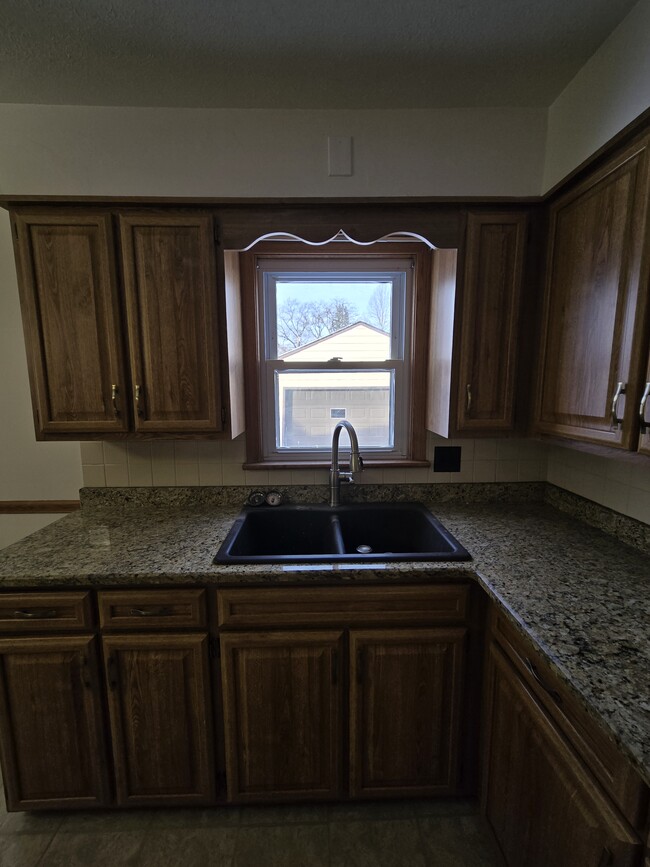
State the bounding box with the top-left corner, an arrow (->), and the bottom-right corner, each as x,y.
0,1 -> 649,865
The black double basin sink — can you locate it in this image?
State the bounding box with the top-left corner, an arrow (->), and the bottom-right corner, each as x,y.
214,502 -> 471,565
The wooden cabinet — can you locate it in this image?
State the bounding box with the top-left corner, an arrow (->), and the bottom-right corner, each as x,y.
349,628 -> 465,798
11,208 -> 228,438
220,630 -> 343,803
102,633 -> 214,806
0,634 -> 110,809
12,212 -> 129,436
118,214 -> 222,433
482,611 -> 646,867
427,211 -> 529,438
218,585 -> 472,804
535,135 -> 650,450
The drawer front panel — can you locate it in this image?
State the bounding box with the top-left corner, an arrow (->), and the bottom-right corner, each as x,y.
0,592 -> 93,632
98,589 -> 207,630
217,585 -> 469,629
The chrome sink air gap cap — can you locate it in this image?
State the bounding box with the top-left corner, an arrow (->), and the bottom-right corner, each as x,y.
356,544 -> 373,554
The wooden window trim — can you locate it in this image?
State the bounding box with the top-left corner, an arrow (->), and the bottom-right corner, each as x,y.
239,241 -> 432,469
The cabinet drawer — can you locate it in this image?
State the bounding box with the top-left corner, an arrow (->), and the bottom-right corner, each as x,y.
491,610 -> 647,829
217,584 -> 469,629
0,592 -> 93,632
98,590 -> 206,630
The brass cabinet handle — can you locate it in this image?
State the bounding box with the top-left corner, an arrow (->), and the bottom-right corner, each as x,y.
135,384 -> 145,417
12,608 -> 57,619
524,657 -> 562,705
129,607 -> 173,617
111,384 -> 120,416
639,381 -> 650,432
610,381 -> 626,428
466,384 -> 472,413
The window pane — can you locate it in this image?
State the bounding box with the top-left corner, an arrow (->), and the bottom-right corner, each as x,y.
273,280 -> 396,360
275,369 -> 394,449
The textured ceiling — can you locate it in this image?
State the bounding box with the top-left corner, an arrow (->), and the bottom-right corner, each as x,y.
0,0 -> 639,109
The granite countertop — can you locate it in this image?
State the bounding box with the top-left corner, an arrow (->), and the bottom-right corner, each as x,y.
0,487 -> 648,790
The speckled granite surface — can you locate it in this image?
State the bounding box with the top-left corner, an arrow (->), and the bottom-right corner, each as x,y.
0,486 -> 648,789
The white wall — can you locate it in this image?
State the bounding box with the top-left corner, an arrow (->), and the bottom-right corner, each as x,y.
0,514 -> 66,551
0,105 -> 547,198
543,0 -> 650,192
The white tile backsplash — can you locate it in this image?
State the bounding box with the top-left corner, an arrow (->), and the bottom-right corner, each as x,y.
80,433 -> 650,527
546,445 -> 650,525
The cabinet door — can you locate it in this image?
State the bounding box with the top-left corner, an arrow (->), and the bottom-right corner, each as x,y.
119,213 -> 223,432
535,138 -> 650,448
349,628 -> 466,799
0,635 -> 110,809
483,643 -> 642,867
455,212 -> 527,433
12,211 -> 129,436
220,630 -> 344,803
103,633 -> 214,806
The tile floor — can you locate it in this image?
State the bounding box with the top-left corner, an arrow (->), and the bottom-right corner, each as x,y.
0,790 -> 500,866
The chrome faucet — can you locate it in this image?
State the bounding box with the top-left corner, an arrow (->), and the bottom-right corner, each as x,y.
329,420 -> 363,507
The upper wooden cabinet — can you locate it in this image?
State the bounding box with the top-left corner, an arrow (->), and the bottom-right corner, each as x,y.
455,213 -> 528,433
11,208 -> 231,439
427,211 -> 529,438
13,212 -> 129,436
535,136 -> 650,450
118,214 -> 222,433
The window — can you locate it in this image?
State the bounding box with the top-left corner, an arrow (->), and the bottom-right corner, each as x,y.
240,242 -> 431,468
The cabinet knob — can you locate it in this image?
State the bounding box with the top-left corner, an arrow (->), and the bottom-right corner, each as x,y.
610,381 -> 626,428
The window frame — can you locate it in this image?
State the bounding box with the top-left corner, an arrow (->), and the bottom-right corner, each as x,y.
239,241 -> 432,469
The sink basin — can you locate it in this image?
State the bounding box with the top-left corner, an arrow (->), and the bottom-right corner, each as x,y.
214,502 -> 471,564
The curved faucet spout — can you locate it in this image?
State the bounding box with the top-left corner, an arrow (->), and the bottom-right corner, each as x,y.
330,420 -> 364,507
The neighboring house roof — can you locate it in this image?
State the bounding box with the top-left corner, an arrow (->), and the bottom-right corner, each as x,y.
280,321 -> 389,360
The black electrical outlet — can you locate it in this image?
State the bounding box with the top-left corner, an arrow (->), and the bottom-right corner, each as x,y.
433,446 -> 462,473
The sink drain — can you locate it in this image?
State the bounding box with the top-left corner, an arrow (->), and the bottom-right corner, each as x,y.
356,544 -> 373,554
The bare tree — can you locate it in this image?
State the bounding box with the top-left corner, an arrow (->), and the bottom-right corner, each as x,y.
277,297 -> 357,354
364,285 -> 391,332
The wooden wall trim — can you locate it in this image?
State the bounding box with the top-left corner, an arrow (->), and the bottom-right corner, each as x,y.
0,500 -> 80,514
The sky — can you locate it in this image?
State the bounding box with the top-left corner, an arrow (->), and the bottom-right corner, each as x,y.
276,280 -> 391,321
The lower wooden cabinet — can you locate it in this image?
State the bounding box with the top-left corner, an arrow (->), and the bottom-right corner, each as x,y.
220,623 -> 468,804
483,641 -> 643,867
349,628 -> 466,798
102,633 -> 215,806
0,635 -> 110,809
220,630 -> 344,803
